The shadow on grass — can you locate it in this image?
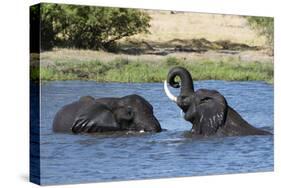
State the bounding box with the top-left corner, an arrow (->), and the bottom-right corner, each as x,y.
118,38 -> 261,56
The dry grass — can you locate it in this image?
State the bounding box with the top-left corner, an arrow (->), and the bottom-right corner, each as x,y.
40,48 -> 273,67
121,11 -> 267,47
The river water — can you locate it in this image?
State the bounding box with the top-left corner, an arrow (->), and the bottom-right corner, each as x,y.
39,81 -> 273,185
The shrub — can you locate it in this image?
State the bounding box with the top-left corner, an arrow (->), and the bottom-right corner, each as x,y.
32,3 -> 151,51
246,16 -> 274,48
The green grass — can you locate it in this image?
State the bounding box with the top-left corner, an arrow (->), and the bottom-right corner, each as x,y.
35,56 -> 273,83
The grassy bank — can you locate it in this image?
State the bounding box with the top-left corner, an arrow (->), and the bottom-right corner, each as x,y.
34,50 -> 273,83
32,12 -> 274,83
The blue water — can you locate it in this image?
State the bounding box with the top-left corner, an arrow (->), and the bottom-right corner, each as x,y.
39,81 -> 273,185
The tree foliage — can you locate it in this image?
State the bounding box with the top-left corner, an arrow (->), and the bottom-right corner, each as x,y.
246,16 -> 274,47
33,3 -> 151,51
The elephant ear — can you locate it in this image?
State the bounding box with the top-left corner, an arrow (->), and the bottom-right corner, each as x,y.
72,103 -> 120,133
193,89 -> 228,136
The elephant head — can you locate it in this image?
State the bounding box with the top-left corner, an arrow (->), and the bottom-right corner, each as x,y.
121,94 -> 162,132
164,67 -> 227,136
96,94 -> 162,133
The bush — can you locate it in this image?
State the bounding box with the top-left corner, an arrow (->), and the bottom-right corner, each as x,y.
246,16 -> 274,48
33,3 -> 151,51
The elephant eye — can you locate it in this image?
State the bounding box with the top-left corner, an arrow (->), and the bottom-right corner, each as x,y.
127,109 -> 132,116
126,107 -> 134,117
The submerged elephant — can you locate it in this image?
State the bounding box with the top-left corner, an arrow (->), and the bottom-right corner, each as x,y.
164,66 -> 271,137
53,95 -> 162,133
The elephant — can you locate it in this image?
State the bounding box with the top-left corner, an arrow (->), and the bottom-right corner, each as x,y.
164,66 -> 272,137
53,95 -> 162,134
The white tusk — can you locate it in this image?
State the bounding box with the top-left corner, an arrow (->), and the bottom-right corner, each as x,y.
164,80 -> 177,102
180,110 -> 184,118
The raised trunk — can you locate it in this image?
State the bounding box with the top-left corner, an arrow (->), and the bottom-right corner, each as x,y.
167,67 -> 194,97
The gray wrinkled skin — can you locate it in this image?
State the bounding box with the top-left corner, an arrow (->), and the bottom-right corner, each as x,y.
167,67 -> 272,137
53,95 -> 161,134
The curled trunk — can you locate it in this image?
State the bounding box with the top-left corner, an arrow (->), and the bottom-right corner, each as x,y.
166,66 -> 194,97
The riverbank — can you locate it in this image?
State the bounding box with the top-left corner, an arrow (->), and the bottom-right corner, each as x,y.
32,48 -> 273,83
30,11 -> 274,83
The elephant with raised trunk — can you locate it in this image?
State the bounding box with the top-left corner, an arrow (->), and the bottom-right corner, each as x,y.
164,66 -> 271,137
53,94 -> 162,134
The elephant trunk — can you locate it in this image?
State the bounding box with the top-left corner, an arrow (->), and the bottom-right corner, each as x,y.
134,114 -> 162,132
164,67 -> 194,102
